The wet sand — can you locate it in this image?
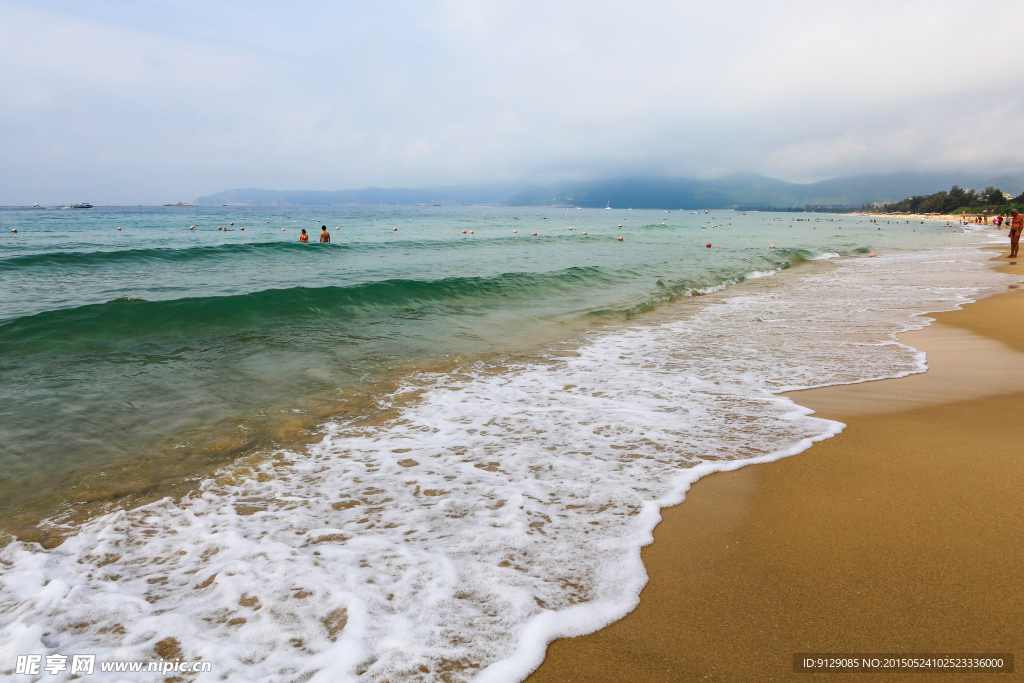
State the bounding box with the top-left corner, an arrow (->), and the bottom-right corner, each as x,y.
528,261 -> 1023,682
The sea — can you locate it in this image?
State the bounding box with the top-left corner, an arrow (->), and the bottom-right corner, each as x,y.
0,205 -> 1015,681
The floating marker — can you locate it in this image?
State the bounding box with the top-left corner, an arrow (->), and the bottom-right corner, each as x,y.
462,230 -> 467,234
568,227 -> 573,230
532,232 -> 537,236
870,253 -> 876,257
393,227 -> 397,231
11,228 -> 16,233
618,224 -> 623,227
230,222 -> 234,226
281,228 -> 286,231
240,227 -> 244,230
469,230 -> 474,234
769,244 -> 775,248
617,236 -> 624,241
582,231 -> 587,235
513,229 -> 518,233
117,227 -> 122,230
706,242 -> 711,248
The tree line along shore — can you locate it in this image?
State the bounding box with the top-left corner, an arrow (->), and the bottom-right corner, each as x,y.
863,184 -> 1024,217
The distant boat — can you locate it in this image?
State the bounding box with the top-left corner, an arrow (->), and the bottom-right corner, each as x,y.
605,201 -> 612,209
32,203 -> 43,208
70,203 -> 93,209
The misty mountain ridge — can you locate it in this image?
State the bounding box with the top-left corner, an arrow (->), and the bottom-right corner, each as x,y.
195,172 -> 1024,209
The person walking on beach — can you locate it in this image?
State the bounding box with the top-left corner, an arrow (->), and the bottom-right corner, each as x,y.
320,225 -> 330,243
1009,209 -> 1022,258
299,229 -> 309,243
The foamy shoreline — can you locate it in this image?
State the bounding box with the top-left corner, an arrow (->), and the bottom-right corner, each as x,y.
529,253 -> 1024,682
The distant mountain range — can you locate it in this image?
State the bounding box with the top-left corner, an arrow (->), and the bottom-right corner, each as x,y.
195,172 -> 1024,209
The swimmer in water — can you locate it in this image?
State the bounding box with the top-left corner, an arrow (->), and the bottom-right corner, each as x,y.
299,229 -> 308,243
320,225 -> 330,243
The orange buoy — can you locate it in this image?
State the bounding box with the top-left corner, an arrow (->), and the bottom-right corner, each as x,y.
569,227 -> 573,230
230,222 -> 234,226
513,229 -> 518,233
582,231 -> 587,235
393,227 -> 397,231
617,236 -> 623,241
769,244 -> 775,248
117,227 -> 122,230
532,232 -> 538,236
870,253 -> 876,257
462,230 -> 467,234
281,228 -> 285,231
618,224 -> 623,228
469,230 -> 474,234
240,227 -> 244,231
706,242 -> 711,248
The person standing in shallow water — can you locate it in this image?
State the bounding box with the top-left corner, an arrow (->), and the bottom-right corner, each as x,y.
320,225 -> 330,243
1009,209 -> 1022,259
299,229 -> 308,243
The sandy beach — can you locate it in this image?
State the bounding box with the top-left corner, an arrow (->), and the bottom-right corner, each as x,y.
528,255 -> 1023,682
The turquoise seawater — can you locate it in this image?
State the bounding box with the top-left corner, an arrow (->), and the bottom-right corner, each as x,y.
0,205 -> 961,527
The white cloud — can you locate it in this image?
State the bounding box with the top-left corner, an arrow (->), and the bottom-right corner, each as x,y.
1,0 -> 1022,203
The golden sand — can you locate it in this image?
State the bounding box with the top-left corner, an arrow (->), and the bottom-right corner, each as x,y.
529,263 -> 1023,682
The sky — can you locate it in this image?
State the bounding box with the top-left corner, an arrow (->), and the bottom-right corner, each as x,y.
2,0 -> 1023,205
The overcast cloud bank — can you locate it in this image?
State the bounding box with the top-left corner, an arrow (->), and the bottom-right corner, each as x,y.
2,0 -> 1023,205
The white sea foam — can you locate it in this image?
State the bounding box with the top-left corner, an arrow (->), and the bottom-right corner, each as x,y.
0,244 -> 1016,682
